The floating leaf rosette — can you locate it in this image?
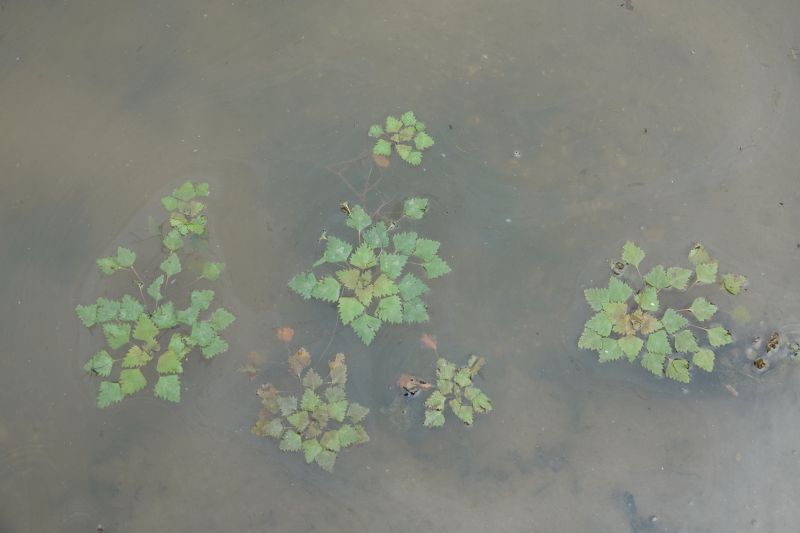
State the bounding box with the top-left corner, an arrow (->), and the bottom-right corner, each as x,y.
422,355 -> 492,428
76,181 -> 235,407
252,351 -> 369,472
368,111 -> 435,167
288,198 -> 451,345
578,242 -> 746,383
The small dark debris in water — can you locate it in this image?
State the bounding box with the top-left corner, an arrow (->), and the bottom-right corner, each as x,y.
448,124 -> 453,130
643,128 -> 648,134
616,491 -> 668,533
611,260 -> 626,276
619,0 -> 633,10
766,331 -> 780,353
97,525 -> 104,533
754,357 -> 767,370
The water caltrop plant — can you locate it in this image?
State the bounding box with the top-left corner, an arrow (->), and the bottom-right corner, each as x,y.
288,198 -> 451,345
423,355 -> 492,428
252,351 -> 369,472
578,242 -> 747,383
368,111 -> 434,166
75,181 -> 235,407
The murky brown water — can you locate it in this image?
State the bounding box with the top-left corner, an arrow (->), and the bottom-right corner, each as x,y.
2,1 -> 800,531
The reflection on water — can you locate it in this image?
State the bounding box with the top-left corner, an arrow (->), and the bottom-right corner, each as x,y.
1,0 -> 800,531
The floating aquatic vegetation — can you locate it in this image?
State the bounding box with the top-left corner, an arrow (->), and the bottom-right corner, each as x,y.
368,111 -> 435,167
252,351 -> 369,472
578,242 -> 747,383
76,181 -> 235,407
422,355 -> 492,428
288,198 -> 451,345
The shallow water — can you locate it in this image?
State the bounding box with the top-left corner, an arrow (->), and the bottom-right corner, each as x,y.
2,1 -> 800,531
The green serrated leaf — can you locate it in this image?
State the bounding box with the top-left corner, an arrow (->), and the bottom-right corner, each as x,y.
385,115 -> 402,133
279,430 -> 302,452
693,348 -> 715,372
380,253 -> 408,279
176,305 -> 200,326
722,273 -> 747,295
309,276 -> 340,303
415,121 -> 427,132
156,349 -> 183,374
122,345 -> 151,368
644,265 -> 669,290
707,326 -> 732,347
598,338 -> 624,362
102,322 -> 131,350
400,111 -> 416,126
373,274 -> 399,297
161,194 -> 179,211
133,315 -> 159,346
405,151 -> 422,166
689,297 -> 717,322
173,181 -> 196,201
373,138 -> 392,156
261,419 -> 284,439
287,411 -> 310,432
607,277 -> 633,303
618,336 -> 644,362
76,304 -> 98,328
368,124 -> 384,138
315,450 -> 337,472
578,328 -> 604,350
376,296 -> 403,324
189,321 -> 216,347
162,229 -> 183,252
454,368 -> 472,388
363,222 -> 389,249
323,236 -> 353,264
117,295 -> 143,322
84,350 -> 114,376
646,330 -> 671,355
336,268 -> 361,290
347,402 -> 369,423
414,238 -> 441,261
157,254 -> 179,279
351,314 -> 381,345
288,271 -> 316,299
202,336 -> 228,359
338,297 -> 365,325
436,358 -> 456,380
403,197 -> 429,220
277,396 -> 297,417
402,297 -> 429,323
695,262 -> 718,284
640,351 -> 665,376
422,256 -> 451,279
424,410 -> 446,428
585,312 -> 613,337
345,205 -> 371,233
147,275 -> 164,302
119,369 -> 147,395
414,131 -> 434,150
673,330 -> 700,353
303,438 -> 323,463
665,358 -> 691,383
622,241 -> 645,268
450,399 -> 474,425
662,308 -> 689,334
301,389 -> 322,412
301,369 -> 323,391
636,286 -> 659,313
113,247 -> 136,268
425,390 -> 447,411
584,288 -> 610,312
154,375 -> 181,402
96,298 -> 120,323
337,424 -> 360,448
349,243 -> 377,269
200,262 -> 225,281
393,232 -> 418,255
207,308 -> 234,332
688,243 -> 713,265
96,256 -> 120,275
327,400 -> 349,423
148,301 -> 175,329
97,381 -> 124,408
195,182 -> 209,197
667,267 -> 693,291
398,273 -> 429,300
396,143 -> 412,161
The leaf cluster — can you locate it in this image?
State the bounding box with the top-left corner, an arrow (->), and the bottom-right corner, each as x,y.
288,198 -> 451,345
251,352 -> 369,472
578,242 -> 745,383
423,355 -> 492,428
368,111 -> 435,167
76,182 -> 235,407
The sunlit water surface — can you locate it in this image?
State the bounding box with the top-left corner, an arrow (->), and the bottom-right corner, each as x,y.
1,1 -> 799,531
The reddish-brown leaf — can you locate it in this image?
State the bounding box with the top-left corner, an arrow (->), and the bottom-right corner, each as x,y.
288,347 -> 311,377
276,327 -> 295,343
420,333 -> 438,352
372,154 -> 390,168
